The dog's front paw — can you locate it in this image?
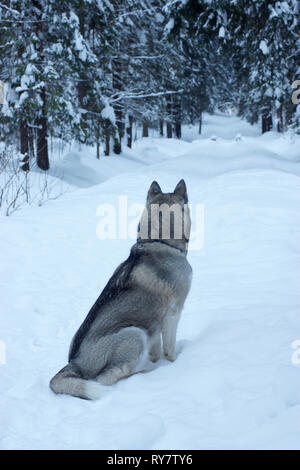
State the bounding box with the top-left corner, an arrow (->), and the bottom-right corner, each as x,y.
164,353 -> 176,362
149,351 -> 160,363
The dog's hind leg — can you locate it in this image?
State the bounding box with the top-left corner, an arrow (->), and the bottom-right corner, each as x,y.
96,327 -> 148,385
49,362 -> 102,400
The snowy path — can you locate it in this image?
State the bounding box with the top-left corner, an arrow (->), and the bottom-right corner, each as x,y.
1,114 -> 300,449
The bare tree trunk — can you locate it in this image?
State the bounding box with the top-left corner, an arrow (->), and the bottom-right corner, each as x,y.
284,107 -> 293,128
77,2 -> 88,142
175,122 -> 181,139
31,1 -> 49,169
276,107 -> 284,133
166,122 -> 172,138
104,119 -> 110,156
142,123 -> 149,137
127,115 -> 133,148
159,120 -> 164,136
166,96 -> 173,138
262,111 -> 273,134
105,137 -> 110,156
78,80 -> 87,141
111,0 -> 124,154
28,127 -> 35,160
112,60 -> 123,154
173,98 -> 181,139
199,112 -> 202,135
20,123 -> 29,171
113,126 -> 122,154
96,122 -> 100,159
36,88 -> 49,171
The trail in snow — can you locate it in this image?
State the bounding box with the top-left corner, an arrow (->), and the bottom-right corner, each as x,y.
1,113 -> 300,449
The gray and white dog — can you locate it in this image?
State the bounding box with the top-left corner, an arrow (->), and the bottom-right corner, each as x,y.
50,179 -> 192,399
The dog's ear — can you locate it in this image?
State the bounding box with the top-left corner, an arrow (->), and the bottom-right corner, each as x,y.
147,181 -> 162,201
174,179 -> 188,203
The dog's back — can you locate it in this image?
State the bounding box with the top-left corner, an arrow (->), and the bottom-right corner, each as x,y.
50,179 -> 192,399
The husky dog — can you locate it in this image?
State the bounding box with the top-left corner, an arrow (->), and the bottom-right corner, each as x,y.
50,179 -> 192,400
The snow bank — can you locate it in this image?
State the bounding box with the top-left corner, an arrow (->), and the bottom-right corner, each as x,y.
1,114 -> 300,449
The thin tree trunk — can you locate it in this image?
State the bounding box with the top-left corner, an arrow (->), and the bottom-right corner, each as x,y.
113,133 -> 121,154
20,123 -> 29,171
111,0 -> 124,154
113,105 -> 122,153
166,122 -> 172,139
105,137 -> 110,156
78,80 -> 87,142
77,2 -> 87,142
284,108 -> 293,128
166,96 -> 173,138
127,115 -> 133,148
199,112 -> 202,135
175,122 -> 181,139
31,2 -> 49,170
276,107 -> 284,133
28,128 -> 35,160
159,120 -> 164,137
142,123 -> 149,138
18,3 -> 28,173
174,99 -> 181,139
36,88 -> 49,171
20,124 -> 28,156
96,122 -> 100,159
261,111 -> 273,134
112,59 -> 123,154
104,120 -> 110,156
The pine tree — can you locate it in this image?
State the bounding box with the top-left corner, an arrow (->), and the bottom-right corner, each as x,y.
0,0 -> 99,168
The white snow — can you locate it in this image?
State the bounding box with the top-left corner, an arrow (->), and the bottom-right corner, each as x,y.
74,30 -> 87,62
1,113 -> 300,449
165,18 -> 174,35
101,103 -> 116,125
218,26 -> 226,38
259,40 -> 269,55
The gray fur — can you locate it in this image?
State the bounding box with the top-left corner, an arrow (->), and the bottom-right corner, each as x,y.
49,180 -> 192,399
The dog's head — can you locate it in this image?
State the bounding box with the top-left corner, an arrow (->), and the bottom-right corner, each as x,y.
137,179 -> 191,253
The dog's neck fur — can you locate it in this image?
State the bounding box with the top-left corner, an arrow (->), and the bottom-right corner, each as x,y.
136,237 -> 188,256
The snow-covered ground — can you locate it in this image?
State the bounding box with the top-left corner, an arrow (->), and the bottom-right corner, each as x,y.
1,113 -> 300,449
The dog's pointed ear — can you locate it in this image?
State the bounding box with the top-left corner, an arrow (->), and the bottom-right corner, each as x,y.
147,181 -> 162,200
174,179 -> 188,202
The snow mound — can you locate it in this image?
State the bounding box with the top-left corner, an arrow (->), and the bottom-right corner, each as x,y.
1,113 -> 300,449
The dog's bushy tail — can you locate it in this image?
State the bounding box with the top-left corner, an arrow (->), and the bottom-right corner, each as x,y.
49,364 -> 102,400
